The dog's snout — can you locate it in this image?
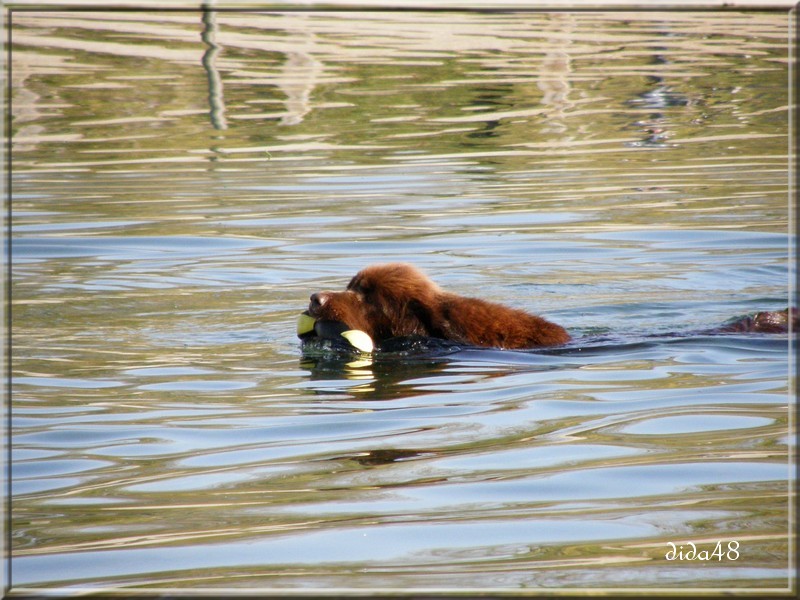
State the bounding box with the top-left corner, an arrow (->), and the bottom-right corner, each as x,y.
309,292 -> 329,311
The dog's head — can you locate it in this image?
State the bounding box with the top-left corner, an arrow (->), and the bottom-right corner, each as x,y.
297,263 -> 440,351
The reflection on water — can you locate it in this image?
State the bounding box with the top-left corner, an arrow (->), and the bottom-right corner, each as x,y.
9,8 -> 793,594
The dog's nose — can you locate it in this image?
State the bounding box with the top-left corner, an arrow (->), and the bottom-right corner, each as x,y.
309,292 -> 329,311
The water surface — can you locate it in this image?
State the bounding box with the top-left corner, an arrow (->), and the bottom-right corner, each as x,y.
9,8 -> 793,594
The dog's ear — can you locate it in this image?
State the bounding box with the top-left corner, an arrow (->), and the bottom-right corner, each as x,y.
405,299 -> 434,337
373,297 -> 426,338
405,298 -> 463,341
411,299 -> 476,344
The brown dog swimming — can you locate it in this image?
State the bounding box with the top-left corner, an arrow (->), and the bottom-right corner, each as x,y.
297,263 -> 794,353
299,263 -> 565,351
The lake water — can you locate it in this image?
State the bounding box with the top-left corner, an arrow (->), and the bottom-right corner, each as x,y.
9,8 -> 795,594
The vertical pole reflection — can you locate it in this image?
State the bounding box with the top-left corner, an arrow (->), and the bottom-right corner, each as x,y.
201,3 -> 228,131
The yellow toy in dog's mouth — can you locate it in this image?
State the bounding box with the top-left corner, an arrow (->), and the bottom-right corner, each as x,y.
338,330 -> 374,353
296,312 -> 374,353
296,313 -> 317,337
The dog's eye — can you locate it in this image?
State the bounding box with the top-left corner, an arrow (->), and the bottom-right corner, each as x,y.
349,279 -> 370,294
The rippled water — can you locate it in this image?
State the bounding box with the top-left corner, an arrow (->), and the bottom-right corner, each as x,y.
9,9 -> 794,593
